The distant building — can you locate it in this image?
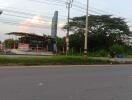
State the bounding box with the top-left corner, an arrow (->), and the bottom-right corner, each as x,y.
0,44 -> 3,50
6,32 -> 54,52
122,35 -> 132,46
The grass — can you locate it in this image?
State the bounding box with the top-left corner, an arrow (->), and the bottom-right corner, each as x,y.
0,55 -> 117,66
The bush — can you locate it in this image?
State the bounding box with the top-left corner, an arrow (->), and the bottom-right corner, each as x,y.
89,50 -> 108,57
97,50 -> 108,57
109,44 -> 124,57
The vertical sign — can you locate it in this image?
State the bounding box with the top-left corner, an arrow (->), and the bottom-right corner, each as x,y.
51,11 -> 58,53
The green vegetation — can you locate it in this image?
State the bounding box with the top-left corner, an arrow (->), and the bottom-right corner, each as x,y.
1,15 -> 132,57
89,50 -> 108,57
57,15 -> 132,56
110,44 -> 124,54
3,39 -> 18,49
0,55 -> 116,66
0,15 -> 132,66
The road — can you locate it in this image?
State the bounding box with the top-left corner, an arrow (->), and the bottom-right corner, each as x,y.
0,65 -> 132,100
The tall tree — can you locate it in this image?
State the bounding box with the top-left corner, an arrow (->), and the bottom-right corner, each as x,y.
63,15 -> 131,52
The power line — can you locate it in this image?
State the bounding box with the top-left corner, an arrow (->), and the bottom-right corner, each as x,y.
0,18 -> 49,29
0,5 -> 67,17
29,0 -> 110,15
0,0 -> 130,21
30,0 -> 65,6
29,0 -> 85,14
71,0 -> 132,22
30,0 -> 132,23
3,13 -> 51,22
0,0 -> 114,19
0,0 -> 131,28
1,7 -> 67,21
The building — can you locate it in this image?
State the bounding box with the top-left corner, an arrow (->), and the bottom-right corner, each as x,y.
0,43 -> 3,50
122,35 -> 132,46
6,32 -> 54,52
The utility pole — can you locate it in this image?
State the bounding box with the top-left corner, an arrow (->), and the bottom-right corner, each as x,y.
84,0 -> 89,56
65,0 -> 73,55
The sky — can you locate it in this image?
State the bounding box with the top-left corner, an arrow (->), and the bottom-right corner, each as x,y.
0,0 -> 132,41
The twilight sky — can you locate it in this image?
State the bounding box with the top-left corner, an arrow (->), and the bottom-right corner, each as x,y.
0,0 -> 132,41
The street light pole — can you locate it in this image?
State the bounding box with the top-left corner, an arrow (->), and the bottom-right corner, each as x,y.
66,0 -> 73,55
84,0 -> 89,56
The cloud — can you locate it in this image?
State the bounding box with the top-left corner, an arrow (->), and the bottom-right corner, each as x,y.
18,16 -> 65,32
0,0 -> 14,8
18,16 -> 51,32
58,21 -> 65,28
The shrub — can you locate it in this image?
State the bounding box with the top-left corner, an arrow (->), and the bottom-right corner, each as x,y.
109,44 -> 124,54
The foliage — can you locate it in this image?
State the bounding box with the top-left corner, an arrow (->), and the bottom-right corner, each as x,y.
109,44 -> 125,54
3,39 -> 18,49
63,15 -> 131,53
0,55 -> 113,65
69,32 -> 84,53
89,50 -> 108,57
57,37 -> 65,53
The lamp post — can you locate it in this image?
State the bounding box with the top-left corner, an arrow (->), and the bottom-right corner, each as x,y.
84,0 -> 89,57
66,0 -> 73,55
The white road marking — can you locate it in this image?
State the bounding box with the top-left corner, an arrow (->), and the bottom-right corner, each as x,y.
38,82 -> 44,86
129,76 -> 132,78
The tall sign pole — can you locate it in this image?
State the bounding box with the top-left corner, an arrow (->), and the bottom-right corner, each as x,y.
51,11 -> 58,54
66,0 -> 73,55
84,0 -> 89,56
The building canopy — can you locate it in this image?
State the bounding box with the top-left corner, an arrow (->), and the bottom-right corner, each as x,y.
6,32 -> 51,39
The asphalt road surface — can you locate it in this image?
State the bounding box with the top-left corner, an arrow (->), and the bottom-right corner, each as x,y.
1,65 -> 132,100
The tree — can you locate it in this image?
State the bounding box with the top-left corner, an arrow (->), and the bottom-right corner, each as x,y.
69,32 -> 84,53
3,39 -> 17,49
57,37 -> 65,53
63,15 -> 131,52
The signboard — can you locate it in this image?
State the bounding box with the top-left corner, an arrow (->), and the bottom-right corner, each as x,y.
51,11 -> 58,53
51,11 -> 58,38
18,43 -> 29,50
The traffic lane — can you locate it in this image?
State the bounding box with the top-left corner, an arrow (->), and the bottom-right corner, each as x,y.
0,65 -> 132,100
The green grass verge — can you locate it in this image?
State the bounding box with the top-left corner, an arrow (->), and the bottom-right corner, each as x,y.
0,55 -> 116,66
